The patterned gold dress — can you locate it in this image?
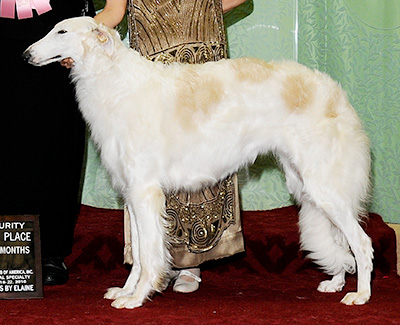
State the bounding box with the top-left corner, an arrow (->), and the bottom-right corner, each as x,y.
124,0 -> 244,268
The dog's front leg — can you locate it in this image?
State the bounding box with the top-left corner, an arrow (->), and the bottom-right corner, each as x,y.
110,185 -> 171,309
104,205 -> 141,300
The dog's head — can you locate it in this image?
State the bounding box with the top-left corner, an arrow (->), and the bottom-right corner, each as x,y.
23,16 -> 120,67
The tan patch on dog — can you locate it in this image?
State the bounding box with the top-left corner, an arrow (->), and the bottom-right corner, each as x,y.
175,68 -> 223,130
326,87 -> 340,118
282,74 -> 314,111
231,58 -> 275,83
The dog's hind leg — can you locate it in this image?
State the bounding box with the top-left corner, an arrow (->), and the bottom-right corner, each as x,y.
104,205 -> 141,300
280,154 -> 354,293
301,195 -> 373,305
279,156 -> 351,293
111,185 -> 171,309
298,201 -> 355,293
327,209 -> 373,305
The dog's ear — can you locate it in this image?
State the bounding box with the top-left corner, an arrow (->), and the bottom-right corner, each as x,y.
93,28 -> 114,56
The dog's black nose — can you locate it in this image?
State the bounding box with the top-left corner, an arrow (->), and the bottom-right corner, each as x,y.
22,50 -> 31,62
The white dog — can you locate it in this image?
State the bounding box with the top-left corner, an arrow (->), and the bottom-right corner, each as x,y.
24,17 -> 374,309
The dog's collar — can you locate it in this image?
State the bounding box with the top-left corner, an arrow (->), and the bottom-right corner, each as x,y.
0,0 -> 52,20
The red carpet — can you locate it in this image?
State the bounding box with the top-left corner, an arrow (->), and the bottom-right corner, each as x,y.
1,205 -> 399,324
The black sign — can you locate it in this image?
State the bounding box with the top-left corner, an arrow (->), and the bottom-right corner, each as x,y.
0,215 -> 42,299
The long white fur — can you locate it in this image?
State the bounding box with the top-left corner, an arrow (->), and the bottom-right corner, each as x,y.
24,17 -> 374,308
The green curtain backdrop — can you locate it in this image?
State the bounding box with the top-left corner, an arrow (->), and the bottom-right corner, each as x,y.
298,0 -> 400,223
81,0 -> 400,223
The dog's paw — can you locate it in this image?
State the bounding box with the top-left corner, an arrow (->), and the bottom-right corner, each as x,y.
317,279 -> 345,293
340,291 -> 370,305
111,295 -> 144,309
104,287 -> 132,300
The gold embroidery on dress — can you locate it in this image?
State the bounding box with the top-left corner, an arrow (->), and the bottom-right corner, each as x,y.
128,0 -> 227,62
164,177 -> 235,253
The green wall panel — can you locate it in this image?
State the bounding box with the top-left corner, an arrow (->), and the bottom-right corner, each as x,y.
298,0 -> 400,223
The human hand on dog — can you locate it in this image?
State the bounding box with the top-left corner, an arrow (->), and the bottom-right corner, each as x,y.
61,58 -> 75,69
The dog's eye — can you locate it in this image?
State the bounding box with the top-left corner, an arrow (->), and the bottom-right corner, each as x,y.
57,30 -> 68,34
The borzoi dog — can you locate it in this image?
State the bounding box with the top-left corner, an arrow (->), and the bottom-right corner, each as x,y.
24,17 -> 373,309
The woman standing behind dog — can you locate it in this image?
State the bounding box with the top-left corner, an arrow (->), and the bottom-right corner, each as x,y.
0,0 -> 95,285
94,0 -> 246,293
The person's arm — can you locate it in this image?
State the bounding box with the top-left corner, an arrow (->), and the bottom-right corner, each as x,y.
94,0 -> 127,28
222,0 -> 246,13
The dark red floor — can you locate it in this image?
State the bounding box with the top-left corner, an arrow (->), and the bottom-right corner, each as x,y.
1,205 -> 399,324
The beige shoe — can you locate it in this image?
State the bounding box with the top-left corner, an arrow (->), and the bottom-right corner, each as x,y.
173,268 -> 201,293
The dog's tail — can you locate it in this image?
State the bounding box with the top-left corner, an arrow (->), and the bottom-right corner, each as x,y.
299,201 -> 356,275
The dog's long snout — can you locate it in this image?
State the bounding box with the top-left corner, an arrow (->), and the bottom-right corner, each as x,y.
22,50 -> 32,62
